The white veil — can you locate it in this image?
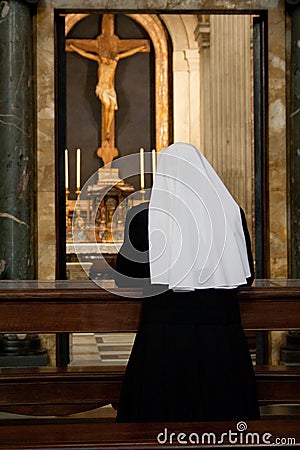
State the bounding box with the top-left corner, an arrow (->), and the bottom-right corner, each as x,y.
148,143 -> 251,289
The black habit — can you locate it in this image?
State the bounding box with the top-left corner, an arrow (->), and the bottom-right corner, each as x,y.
115,203 -> 260,422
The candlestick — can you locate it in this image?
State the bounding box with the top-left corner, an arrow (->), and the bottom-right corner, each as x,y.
76,148 -> 81,189
140,147 -> 145,191
65,149 -> 69,189
65,187 -> 72,237
152,149 -> 156,182
86,199 -> 91,224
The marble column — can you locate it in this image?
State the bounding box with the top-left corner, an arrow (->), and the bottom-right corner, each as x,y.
184,49 -> 201,147
287,0 -> 300,278
0,0 -> 38,279
173,51 -> 190,143
201,15 -> 252,220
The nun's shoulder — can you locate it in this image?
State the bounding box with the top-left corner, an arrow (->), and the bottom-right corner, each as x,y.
130,202 -> 149,214
126,202 -> 149,225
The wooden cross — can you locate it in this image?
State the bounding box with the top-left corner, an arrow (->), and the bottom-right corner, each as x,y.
66,14 -> 151,166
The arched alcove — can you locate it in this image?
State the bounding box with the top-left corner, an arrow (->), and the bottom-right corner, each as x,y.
36,2 -> 287,287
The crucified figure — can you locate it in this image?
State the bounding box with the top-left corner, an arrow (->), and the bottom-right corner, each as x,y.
67,42 -> 148,140
65,14 -> 150,166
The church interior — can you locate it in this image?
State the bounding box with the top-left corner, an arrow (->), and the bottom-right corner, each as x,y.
1,0 -> 300,447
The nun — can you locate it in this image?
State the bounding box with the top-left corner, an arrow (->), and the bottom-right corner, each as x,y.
115,142 -> 260,422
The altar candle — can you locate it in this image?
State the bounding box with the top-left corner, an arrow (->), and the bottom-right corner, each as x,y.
140,147 -> 145,190
65,149 -> 69,189
76,148 -> 81,189
152,149 -> 156,181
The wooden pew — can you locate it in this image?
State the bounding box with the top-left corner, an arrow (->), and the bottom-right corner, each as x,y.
255,365 -> 300,406
0,280 -> 300,448
1,365 -> 300,417
0,365 -> 123,416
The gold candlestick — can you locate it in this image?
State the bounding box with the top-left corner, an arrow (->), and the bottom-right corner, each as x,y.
140,148 -> 145,191
65,188 -> 72,231
74,188 -> 85,231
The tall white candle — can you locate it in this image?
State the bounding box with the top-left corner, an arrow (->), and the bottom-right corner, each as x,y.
65,149 -> 69,189
152,149 -> 156,182
140,147 -> 145,190
76,148 -> 81,189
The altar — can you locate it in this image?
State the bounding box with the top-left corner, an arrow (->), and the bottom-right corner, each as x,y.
66,165 -> 147,280
66,242 -> 122,280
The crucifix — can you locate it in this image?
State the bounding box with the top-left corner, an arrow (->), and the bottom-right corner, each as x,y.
66,14 -> 151,166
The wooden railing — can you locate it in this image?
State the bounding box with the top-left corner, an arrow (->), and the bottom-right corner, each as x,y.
0,279 -> 300,332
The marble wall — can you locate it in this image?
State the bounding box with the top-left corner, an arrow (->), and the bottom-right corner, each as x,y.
268,7 -> 288,278
37,2 -> 56,279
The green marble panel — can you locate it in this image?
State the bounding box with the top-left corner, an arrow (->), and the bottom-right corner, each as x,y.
0,0 -> 36,279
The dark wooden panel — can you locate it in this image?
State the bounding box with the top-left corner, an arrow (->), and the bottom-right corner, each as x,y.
0,300 -> 142,333
0,366 -> 123,416
239,298 -> 300,330
0,296 -> 300,332
255,365 -> 300,405
0,282 -> 300,332
1,365 -> 300,417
